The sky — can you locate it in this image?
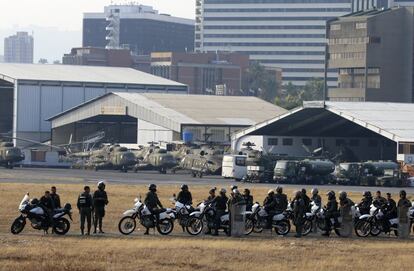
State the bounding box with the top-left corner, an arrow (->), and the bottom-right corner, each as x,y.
0,0 -> 195,61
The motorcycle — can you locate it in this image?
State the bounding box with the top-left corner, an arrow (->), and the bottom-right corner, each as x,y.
354,204 -> 400,237
285,201 -> 321,236
118,197 -> 175,235
248,203 -> 291,235
11,193 -> 72,235
170,196 -> 194,231
185,201 -> 230,236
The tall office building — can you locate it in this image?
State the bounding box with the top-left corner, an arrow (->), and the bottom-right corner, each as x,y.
195,0 -> 414,88
4,32 -> 34,63
327,7 -> 414,102
83,4 -> 195,55
195,0 -> 353,87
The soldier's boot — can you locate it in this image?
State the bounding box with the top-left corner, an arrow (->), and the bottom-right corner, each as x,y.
144,228 -> 149,235
81,228 -> 84,235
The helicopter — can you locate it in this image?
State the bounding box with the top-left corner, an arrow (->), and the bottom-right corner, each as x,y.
172,144 -> 225,178
132,142 -> 177,174
70,143 -> 136,172
0,139 -> 25,169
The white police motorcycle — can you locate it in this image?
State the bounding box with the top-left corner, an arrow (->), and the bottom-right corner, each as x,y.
11,193 -> 72,235
249,203 -> 290,235
118,197 -> 175,235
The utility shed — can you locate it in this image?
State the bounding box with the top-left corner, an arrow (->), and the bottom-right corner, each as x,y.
0,63 -> 187,147
48,92 -> 286,146
232,101 -> 414,162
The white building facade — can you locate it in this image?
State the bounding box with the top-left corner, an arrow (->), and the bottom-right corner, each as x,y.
195,0 -> 354,87
195,0 -> 414,88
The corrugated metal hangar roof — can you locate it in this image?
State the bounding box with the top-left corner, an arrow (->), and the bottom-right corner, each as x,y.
49,92 -> 287,131
233,101 -> 414,143
0,63 -> 185,86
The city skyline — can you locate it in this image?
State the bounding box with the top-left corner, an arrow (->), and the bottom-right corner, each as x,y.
0,0 -> 194,62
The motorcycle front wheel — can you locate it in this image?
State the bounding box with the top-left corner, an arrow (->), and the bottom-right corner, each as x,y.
186,217 -> 203,236
354,220 -> 371,237
53,217 -> 70,235
118,216 -> 137,235
157,219 -> 174,235
244,218 -> 254,235
302,220 -> 313,236
370,222 -> 381,236
11,217 -> 26,234
274,220 -> 290,235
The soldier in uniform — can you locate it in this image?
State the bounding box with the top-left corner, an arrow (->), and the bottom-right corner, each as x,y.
177,184 -> 192,205
274,186 -> 288,214
397,190 -> 412,209
50,186 -> 61,209
93,181 -> 109,234
357,191 -> 373,215
301,188 -> 311,212
384,192 -> 397,220
77,186 -> 93,235
373,190 -> 386,208
263,189 -> 276,228
311,188 -> 322,208
144,184 -> 164,235
242,188 -> 253,211
322,191 -> 339,237
292,190 -> 305,238
212,188 -> 228,236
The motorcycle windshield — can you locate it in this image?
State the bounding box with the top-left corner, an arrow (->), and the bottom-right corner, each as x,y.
19,194 -> 30,209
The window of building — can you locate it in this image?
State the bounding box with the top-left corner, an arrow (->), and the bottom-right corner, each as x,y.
331,24 -> 341,31
368,139 -> 378,147
282,138 -> 293,146
210,129 -> 225,142
350,139 -> 360,147
302,138 -> 312,146
356,22 -> 367,29
31,150 -> 46,162
398,143 -> 414,154
336,139 -> 346,146
268,138 -> 278,146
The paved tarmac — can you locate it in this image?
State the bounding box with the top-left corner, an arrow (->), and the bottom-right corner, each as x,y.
1,167 -> 413,193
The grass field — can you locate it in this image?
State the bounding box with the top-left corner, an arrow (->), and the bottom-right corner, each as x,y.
0,182 -> 413,271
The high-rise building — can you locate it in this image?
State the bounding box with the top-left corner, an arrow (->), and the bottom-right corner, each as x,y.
4,32 -> 34,63
195,0 -> 354,87
83,4 -> 195,55
327,7 -> 414,102
351,0 -> 414,11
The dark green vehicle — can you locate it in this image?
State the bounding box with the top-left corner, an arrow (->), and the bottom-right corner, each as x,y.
274,159 -> 335,185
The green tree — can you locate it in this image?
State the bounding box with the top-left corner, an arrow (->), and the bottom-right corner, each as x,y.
246,62 -> 279,102
275,78 -> 324,110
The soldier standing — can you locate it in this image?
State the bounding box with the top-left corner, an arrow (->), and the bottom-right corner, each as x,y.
50,186 -> 61,209
93,181 -> 109,234
292,190 -> 305,238
77,186 -> 93,235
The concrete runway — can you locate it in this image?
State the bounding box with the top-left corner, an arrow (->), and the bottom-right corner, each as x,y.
1,167 -> 414,194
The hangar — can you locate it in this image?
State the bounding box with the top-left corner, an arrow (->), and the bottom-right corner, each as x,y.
0,63 -> 188,147
48,92 -> 286,146
232,101 -> 414,163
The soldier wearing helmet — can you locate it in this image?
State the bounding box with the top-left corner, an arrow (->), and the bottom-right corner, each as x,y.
274,186 -> 288,214
144,184 -> 164,235
301,188 -> 311,212
322,191 -> 339,237
177,184 -> 192,205
357,191 -> 373,215
311,188 -> 322,207
339,191 -> 354,209
93,181 -> 109,234
263,189 -> 276,228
